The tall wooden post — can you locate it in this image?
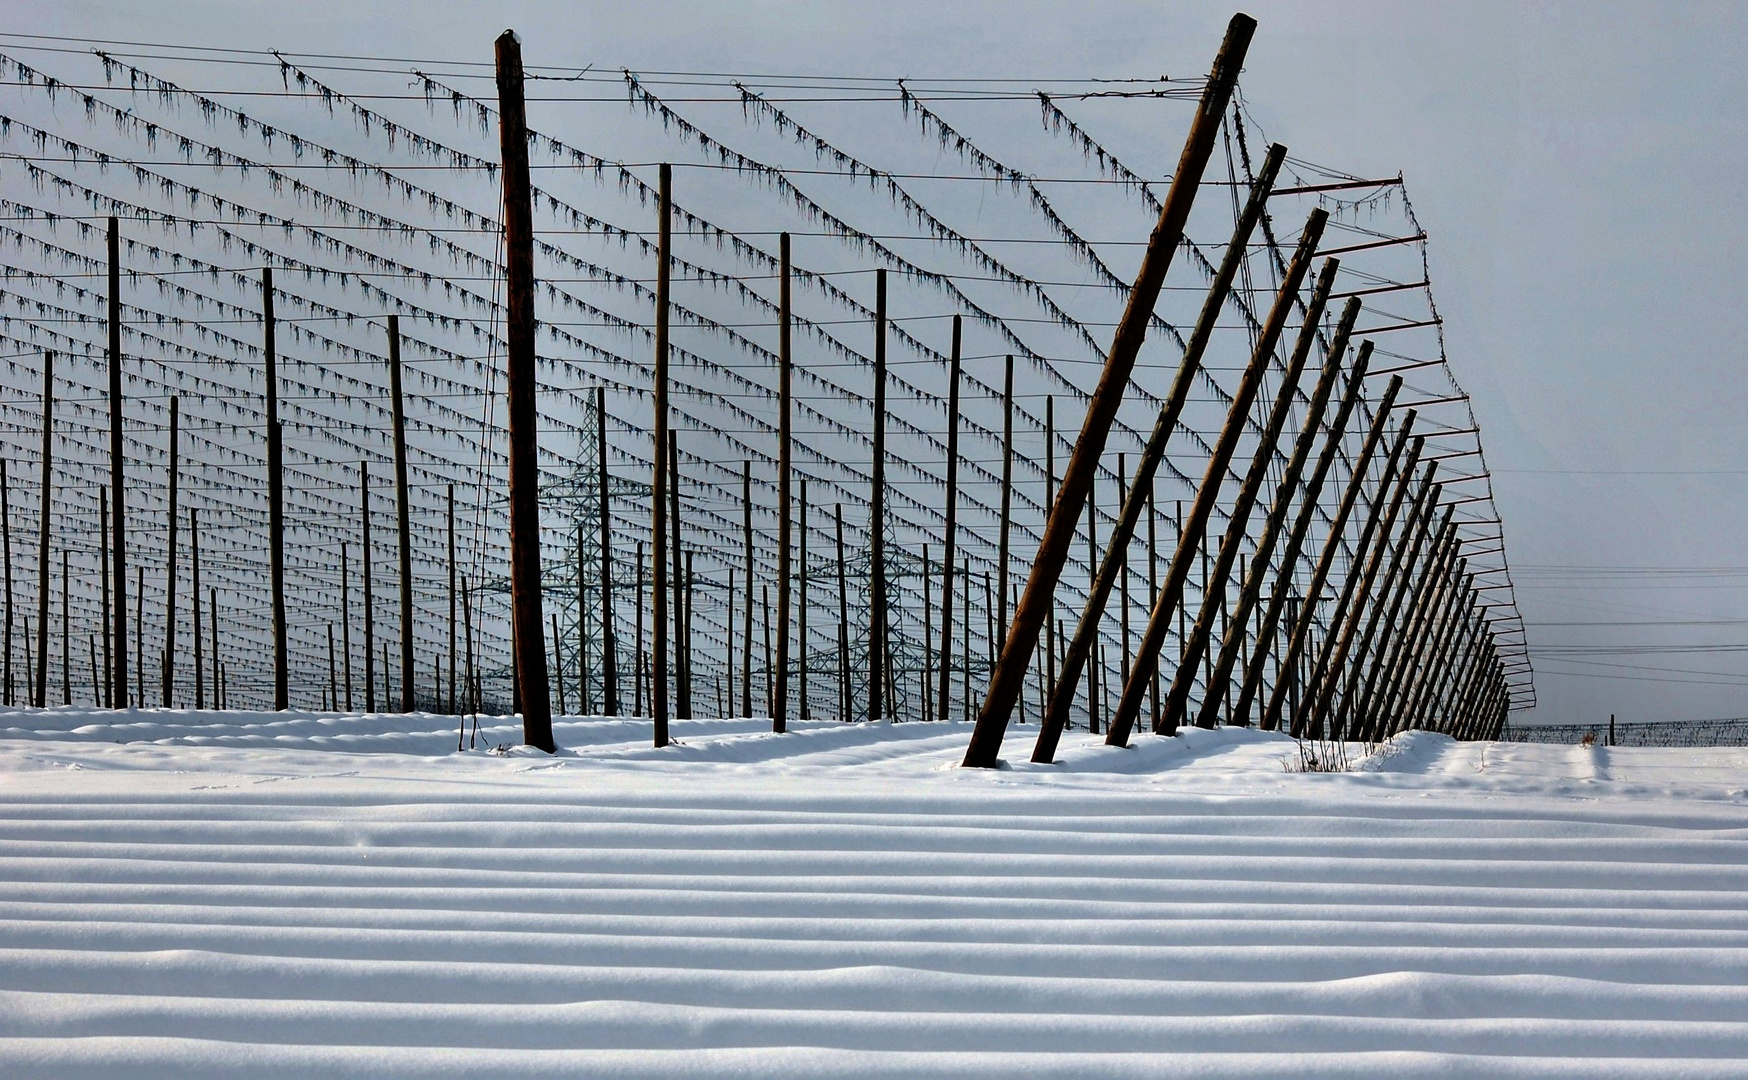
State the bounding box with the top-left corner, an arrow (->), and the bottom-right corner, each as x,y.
108,217 -> 127,710
1117,456 -> 1132,691
161,395 -> 180,707
868,269 -> 888,722
1104,210 -> 1327,749
1163,257 -> 1336,733
799,476 -> 810,723
966,13 -> 1255,768
1308,451 -> 1431,736
34,351 -> 52,709
1237,374 -> 1401,731
386,315 -> 415,713
648,154 -> 674,740
552,612 -> 567,715
936,316 -> 962,724
446,484 -> 456,714
361,462 -> 375,711
774,232 -> 793,733
997,354 -> 1014,640
1029,147 -> 1284,763
597,386 -> 617,715
3,458 -> 11,707
962,556 -> 972,722
496,30 -> 553,750
261,271 -> 287,710
740,460 -> 753,718
1193,305 -> 1363,729
188,506 -> 201,710
1043,396 -> 1055,705
99,489 -> 109,708
835,503 -> 849,721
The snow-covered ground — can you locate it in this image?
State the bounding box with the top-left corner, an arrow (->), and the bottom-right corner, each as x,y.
0,707 -> 1744,1078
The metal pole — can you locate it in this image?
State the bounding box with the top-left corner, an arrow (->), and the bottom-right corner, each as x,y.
162,395 -> 179,706
1029,151 -> 1287,761
108,217 -> 127,710
1107,210 -> 1329,748
495,30 -> 552,750
937,316 -> 962,724
968,14 -> 1256,767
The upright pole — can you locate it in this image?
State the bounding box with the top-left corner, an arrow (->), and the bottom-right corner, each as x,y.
936,316 -> 962,724
740,460 -> 753,718
648,152 -> 673,745
868,269 -> 889,722
161,395 -> 179,706
966,13 -> 1255,768
835,503 -> 849,721
134,566 -> 143,707
34,351 -> 52,709
1043,396 -> 1056,704
262,272 -> 287,711
1029,145 -> 1285,763
774,232 -> 793,734
635,542 -> 645,716
361,462 -> 375,712
446,485 -> 456,714
597,386 -> 617,715
1107,210 -> 1328,748
340,542 -> 353,711
799,476 -> 810,722
1193,307 -> 1364,729
997,354 -> 1014,639
1083,474 -> 1099,734
496,30 -> 553,750
108,218 -> 128,710
669,430 -> 686,720
61,550 -> 69,704
191,507 -> 201,709
1147,484 -> 1160,731
1163,256 -> 1336,732
577,524 -> 589,712
209,588 -> 218,710
386,315 -> 415,713
3,458 -> 11,707
99,489 -> 109,708
327,624 -> 337,711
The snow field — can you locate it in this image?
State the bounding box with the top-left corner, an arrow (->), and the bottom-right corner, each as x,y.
0,710 -> 1744,1077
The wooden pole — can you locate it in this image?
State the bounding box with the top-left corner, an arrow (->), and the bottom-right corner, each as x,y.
161,394 -> 179,706
576,524 -> 588,712
1043,396 -> 1056,706
923,543 -> 934,721
669,429 -> 687,720
966,14 -> 1255,768
740,460 -> 753,718
261,271 -> 287,711
1083,474 -> 1099,734
383,315 -> 413,713
597,386 -> 617,715
361,463 -> 375,711
1162,256 -> 1336,733
446,485 -> 455,714
134,566 -> 143,707
461,573 -> 475,718
191,506 -> 201,710
340,542 -> 353,711
209,587 -> 218,710
61,550 -> 68,705
1192,301 -> 1362,729
762,583 -> 773,716
1103,210 -> 1327,749
726,566 -> 736,714
3,457 -> 11,707
936,316 -> 961,724
868,269 -> 888,723
1117,456 -> 1131,692
650,157 -> 673,743
1029,147 -> 1286,763
962,556 -> 972,723
775,231 -> 793,734
1147,484 -> 1159,731
799,476 -> 810,723
1347,474 -> 1444,740
835,503 -> 849,721
108,217 -> 128,710
552,612 -> 567,716
997,354 -> 1013,641
99,488 -> 109,708
635,540 -> 645,716
327,624 -> 337,711
34,351 -> 52,709
685,550 -> 696,722
495,30 -> 553,750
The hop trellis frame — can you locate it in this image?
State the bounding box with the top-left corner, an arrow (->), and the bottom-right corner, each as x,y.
0,15 -> 1530,748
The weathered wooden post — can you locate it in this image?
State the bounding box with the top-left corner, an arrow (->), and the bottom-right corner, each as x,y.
575,524 -> 589,712
923,543 -> 934,720
108,217 -> 128,710
869,269 -> 889,722
161,395 -> 180,706
1163,257 -> 1336,732
1029,146 -> 1284,763
386,316 -> 414,713
134,566 -> 143,706
597,386 -> 617,715
496,29 -> 553,750
1194,307 -> 1363,729
775,232 -> 793,733
966,13 -> 1255,768
936,316 -> 962,724
34,351 -> 52,709
1107,210 -> 1328,748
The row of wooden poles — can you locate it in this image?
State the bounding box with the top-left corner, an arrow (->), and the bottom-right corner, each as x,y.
486,19 -> 1515,760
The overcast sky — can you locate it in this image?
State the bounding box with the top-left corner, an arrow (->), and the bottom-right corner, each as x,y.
16,0 -> 1747,726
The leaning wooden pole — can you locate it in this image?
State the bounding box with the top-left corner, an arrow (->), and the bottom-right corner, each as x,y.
495,30 -> 554,750
1162,256 -> 1338,733
1029,149 -> 1286,761
869,269 -> 889,722
936,316 -> 962,724
967,13 -> 1254,768
597,386 -> 618,715
161,394 -> 179,706
774,232 -> 793,733
1346,477 -> 1444,741
1105,210 -> 1328,749
34,350 -> 52,709
387,315 -> 415,713
108,217 -> 128,710
1193,312 -> 1364,729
